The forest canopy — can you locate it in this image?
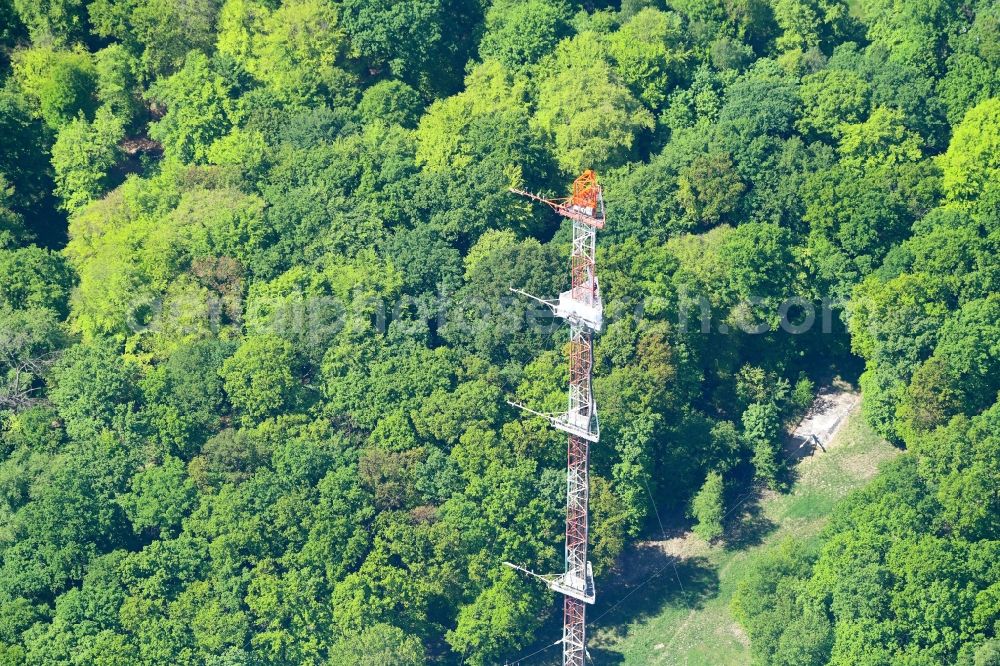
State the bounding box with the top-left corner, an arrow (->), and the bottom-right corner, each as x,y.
0,0 -> 997,664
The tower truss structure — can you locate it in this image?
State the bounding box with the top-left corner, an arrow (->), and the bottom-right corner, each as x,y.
507,170 -> 605,666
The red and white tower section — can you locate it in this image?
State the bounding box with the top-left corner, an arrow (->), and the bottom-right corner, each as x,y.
507,171 -> 605,666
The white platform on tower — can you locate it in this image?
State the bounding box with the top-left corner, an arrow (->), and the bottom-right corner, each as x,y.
507,401 -> 600,442
554,289 -> 603,333
548,562 -> 596,604
508,286 -> 604,333
502,561 -> 596,604
551,409 -> 600,443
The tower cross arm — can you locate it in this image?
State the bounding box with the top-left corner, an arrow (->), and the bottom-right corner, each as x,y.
509,287 -> 557,314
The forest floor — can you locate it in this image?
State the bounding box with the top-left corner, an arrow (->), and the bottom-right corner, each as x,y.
584,391 -> 899,665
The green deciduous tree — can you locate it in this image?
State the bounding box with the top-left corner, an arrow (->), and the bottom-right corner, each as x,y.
607,8 -> 692,111
446,572 -> 546,666
95,44 -> 142,128
939,98 -> 1000,214
478,0 -> 569,71
246,0 -> 355,107
48,341 -> 141,442
533,32 -> 654,173
0,245 -> 73,315
797,68 -> 870,139
0,90 -> 55,242
148,51 -> 233,164
939,5 -> 1000,125
13,46 -> 97,130
328,623 -> 424,665
341,0 -> 480,95
732,538 -> 831,666
88,0 -> 220,81
119,455 -> 197,537
51,106 -> 125,213
12,0 -> 86,44
690,470 -> 725,541
838,107 -> 923,171
0,305 -> 66,413
744,401 -> 782,487
357,79 -> 422,128
771,0 -> 853,55
676,150 -> 745,227
220,335 -> 300,426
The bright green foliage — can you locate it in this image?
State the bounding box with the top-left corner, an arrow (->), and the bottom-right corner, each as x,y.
148,52 -> 232,164
607,8 -> 692,111
690,470 -> 725,541
940,98 -> 1000,211
744,401 -> 782,487
939,5 -> 1000,124
861,0 -> 964,75
88,0 -> 220,81
95,44 -> 141,128
590,475 -> 631,574
732,539 -> 832,665
0,246 -> 72,315
416,61 -> 530,171
739,447 -> 998,665
220,335 -> 300,425
771,0 -> 853,55
797,68 -> 870,139
328,623 -> 425,665
214,0 -> 263,63
64,169 -> 265,340
13,46 -> 97,130
12,0 -> 86,44
446,572 -> 546,666
118,455 -> 197,536
206,127 -> 270,180
357,79 -> 422,128
246,0 -> 353,106
533,32 -> 654,173
51,106 -> 125,212
48,341 -> 140,441
479,0 -> 569,71
412,60 -> 557,246
838,106 -> 923,171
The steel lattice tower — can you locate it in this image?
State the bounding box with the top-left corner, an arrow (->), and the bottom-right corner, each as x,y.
507,171 -> 605,666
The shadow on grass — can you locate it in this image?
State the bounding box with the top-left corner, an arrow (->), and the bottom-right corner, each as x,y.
591,544 -> 719,641
723,492 -> 778,551
587,645 -> 627,664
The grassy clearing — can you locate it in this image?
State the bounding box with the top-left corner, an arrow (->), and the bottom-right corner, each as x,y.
586,405 -> 898,666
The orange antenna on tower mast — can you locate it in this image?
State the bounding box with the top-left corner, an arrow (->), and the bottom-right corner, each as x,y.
509,169 -> 606,229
